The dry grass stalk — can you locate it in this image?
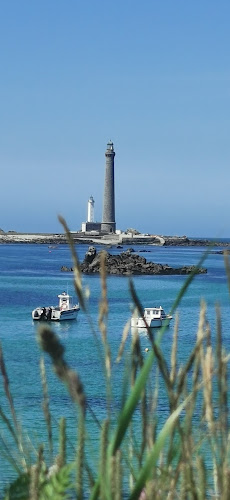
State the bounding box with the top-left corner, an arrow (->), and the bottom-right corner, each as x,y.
98,251 -> 108,340
131,329 -> 143,386
202,345 -> 214,431
166,463 -> 181,500
29,465 -> 39,500
175,331 -> 207,406
29,445 -> 43,500
214,303 -> 230,496
76,412 -> 85,500
146,368 -> 159,451
0,343 -> 27,470
0,432 -> 22,474
223,251 -> 230,296
58,215 -> 86,311
180,461 -> 194,500
0,405 -> 19,449
56,416 -> 66,470
186,319 -> 206,450
98,251 -> 111,379
216,304 -> 228,433
116,319 -> 131,363
108,450 -> 122,500
196,456 -> 207,500
0,344 -> 20,439
38,325 -> 86,414
129,280 -> 155,347
128,429 -> 134,492
170,313 -> 179,386
222,436 -> 230,500
183,334 -> 202,439
39,356 -> 53,463
182,439 -> 198,497
219,355 -> 228,472
143,479 -> 159,500
85,461 -> 96,490
59,216 -> 105,367
196,299 -> 207,343
109,455 -> 117,499
195,302 -> 220,497
140,390 -> 148,465
99,418 -> 109,500
114,449 -> 122,500
128,331 -> 149,472
129,280 -> 175,402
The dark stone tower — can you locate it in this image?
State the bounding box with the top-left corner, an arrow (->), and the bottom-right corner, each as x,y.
101,140 -> 116,233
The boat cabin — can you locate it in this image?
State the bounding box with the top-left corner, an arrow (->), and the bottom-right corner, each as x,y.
144,306 -> 165,318
58,292 -> 73,311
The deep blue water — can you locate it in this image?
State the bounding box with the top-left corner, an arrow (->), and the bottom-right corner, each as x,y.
0,243 -> 230,492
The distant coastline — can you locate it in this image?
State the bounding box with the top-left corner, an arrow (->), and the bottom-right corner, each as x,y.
0,232 -> 229,247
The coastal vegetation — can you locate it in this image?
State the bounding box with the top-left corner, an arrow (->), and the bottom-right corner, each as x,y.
1,217 -> 230,499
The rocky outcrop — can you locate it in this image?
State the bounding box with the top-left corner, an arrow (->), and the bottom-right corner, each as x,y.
0,234 -> 68,244
163,236 -> 209,246
162,236 -> 229,247
61,247 -> 207,276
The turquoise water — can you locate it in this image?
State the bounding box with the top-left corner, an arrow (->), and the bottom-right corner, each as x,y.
0,243 -> 230,491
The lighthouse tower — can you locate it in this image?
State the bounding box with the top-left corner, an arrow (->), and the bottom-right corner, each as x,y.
87,196 -> 95,222
101,141 -> 116,233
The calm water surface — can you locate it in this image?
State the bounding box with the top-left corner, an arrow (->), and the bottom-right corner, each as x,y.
0,243 -> 229,490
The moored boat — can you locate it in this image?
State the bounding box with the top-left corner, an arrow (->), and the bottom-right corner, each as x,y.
32,292 -> 80,321
131,306 -> 172,329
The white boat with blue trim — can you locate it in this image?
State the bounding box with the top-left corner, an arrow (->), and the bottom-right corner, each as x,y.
32,292 -> 80,321
131,306 -> 172,329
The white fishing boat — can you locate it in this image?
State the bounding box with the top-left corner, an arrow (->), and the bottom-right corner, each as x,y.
131,306 -> 172,329
32,292 -> 80,321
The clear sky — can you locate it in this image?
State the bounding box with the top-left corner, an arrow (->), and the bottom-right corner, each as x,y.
0,0 -> 229,237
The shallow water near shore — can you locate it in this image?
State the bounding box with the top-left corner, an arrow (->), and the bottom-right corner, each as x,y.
0,242 -> 230,491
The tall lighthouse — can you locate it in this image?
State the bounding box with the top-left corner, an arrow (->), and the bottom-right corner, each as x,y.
101,140 -> 116,233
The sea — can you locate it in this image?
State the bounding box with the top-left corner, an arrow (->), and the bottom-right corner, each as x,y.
0,241 -> 230,493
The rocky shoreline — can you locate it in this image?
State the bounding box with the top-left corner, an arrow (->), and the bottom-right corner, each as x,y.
0,232 -> 229,247
61,246 -> 207,276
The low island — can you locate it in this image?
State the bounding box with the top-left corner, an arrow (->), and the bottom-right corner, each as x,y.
61,246 -> 207,276
0,230 -> 229,247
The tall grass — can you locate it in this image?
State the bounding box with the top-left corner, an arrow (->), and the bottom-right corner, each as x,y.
1,222 -> 230,499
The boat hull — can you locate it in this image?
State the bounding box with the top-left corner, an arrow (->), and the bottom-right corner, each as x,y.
54,309 -> 79,321
32,306 -> 80,321
131,315 -> 172,329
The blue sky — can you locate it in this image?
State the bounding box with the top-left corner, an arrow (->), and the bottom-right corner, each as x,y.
0,1 -> 229,237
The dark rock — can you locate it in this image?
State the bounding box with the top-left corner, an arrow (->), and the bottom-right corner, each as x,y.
163,237 -> 230,247
61,247 -> 207,276
84,246 -> 97,264
61,265 -> 73,272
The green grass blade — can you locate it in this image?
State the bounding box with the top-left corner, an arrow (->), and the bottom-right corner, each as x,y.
129,396 -> 191,500
169,247 -> 210,316
108,249 -> 209,459
108,349 -> 155,457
